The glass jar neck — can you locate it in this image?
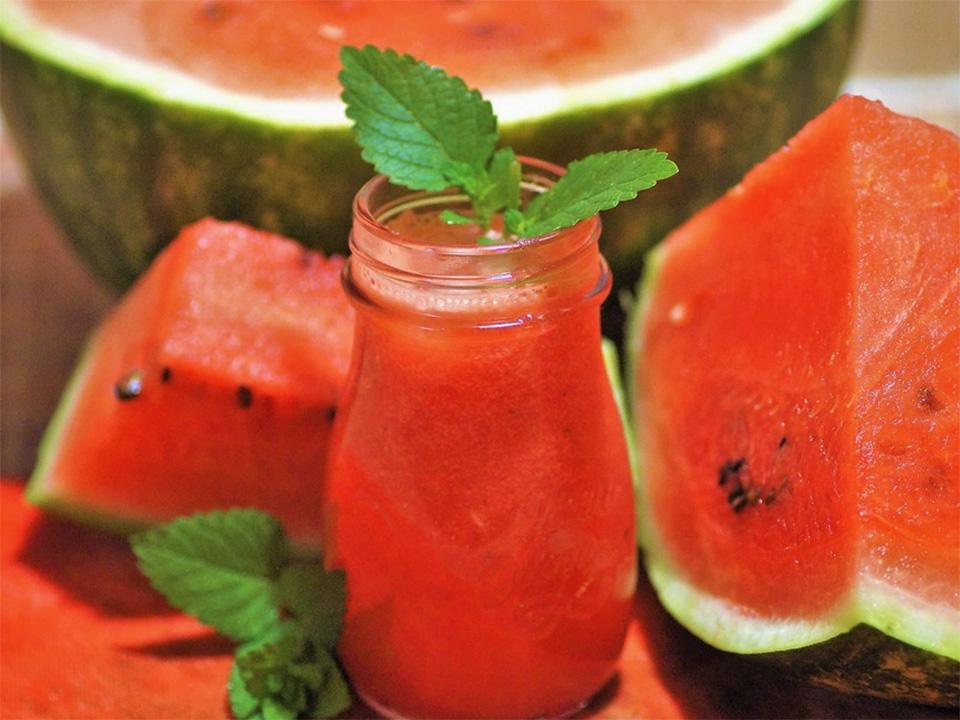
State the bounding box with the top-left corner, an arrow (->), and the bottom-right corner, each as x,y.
346,157 -> 609,326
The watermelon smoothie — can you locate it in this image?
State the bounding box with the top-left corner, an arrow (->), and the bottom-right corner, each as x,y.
323,160 -> 636,718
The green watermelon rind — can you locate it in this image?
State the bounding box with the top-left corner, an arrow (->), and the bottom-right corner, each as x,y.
627,245 -> 960,666
0,0 -> 859,291
602,338 -> 640,501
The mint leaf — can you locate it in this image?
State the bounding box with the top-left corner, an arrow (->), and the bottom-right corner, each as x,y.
228,661 -> 261,719
440,210 -> 475,225
131,509 -> 286,642
261,697 -> 297,720
231,623 -> 350,720
340,45 -> 496,193
236,624 -> 305,701
512,149 -> 678,237
277,563 -> 345,650
132,510 -> 352,719
473,147 -> 521,225
340,47 -> 677,240
311,651 -> 352,718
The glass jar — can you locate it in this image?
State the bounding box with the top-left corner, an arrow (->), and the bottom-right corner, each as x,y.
323,158 -> 636,719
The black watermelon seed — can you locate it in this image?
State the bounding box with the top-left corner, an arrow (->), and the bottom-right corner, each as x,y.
160,367 -> 172,383
114,370 -> 144,401
718,457 -> 746,486
236,385 -> 253,409
917,386 -> 942,412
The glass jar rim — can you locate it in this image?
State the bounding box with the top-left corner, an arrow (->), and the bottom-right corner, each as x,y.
350,155 -> 600,258
346,155 -> 608,322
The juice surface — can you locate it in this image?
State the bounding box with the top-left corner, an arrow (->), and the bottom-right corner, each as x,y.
27,0 -> 789,99
324,210 -> 636,717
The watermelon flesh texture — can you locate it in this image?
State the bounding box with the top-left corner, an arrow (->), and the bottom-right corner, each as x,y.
633,96 -> 958,699
27,219 -> 354,548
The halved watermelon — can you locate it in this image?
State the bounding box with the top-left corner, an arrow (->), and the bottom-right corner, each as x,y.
629,95 -> 959,704
27,219 -> 354,548
0,0 -> 859,291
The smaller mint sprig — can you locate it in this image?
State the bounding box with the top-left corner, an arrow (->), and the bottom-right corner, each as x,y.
340,45 -> 678,240
131,509 -> 349,720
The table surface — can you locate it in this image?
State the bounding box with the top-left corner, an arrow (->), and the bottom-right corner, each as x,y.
2,481 -> 953,720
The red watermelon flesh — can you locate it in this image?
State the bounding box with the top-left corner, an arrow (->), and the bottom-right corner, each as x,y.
633,95 -> 958,663
27,219 -> 354,547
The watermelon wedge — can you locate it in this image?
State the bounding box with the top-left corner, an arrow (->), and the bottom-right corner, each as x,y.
629,95 -> 959,704
27,219 -> 354,548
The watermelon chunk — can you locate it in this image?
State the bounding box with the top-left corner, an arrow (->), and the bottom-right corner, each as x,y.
27,219 -> 354,547
629,96 -> 959,704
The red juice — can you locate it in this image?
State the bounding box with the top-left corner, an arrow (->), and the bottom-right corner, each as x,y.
324,162 -> 636,718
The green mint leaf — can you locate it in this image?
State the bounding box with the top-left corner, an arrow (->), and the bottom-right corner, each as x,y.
503,208 -> 526,236
236,623 -> 305,700
517,149 -> 678,237
233,624 -> 349,720
474,147 -> 521,224
234,625 -> 307,720
340,45 -> 496,193
228,660 -> 262,719
132,510 -> 352,718
311,650 -> 352,719
261,697 -> 297,720
440,210 -> 475,225
130,509 -> 287,642
277,563 -> 346,650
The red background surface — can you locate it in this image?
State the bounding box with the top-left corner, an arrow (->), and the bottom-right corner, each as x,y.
1,480 -> 952,719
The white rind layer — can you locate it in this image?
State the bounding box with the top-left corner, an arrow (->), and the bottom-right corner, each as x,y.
0,0 -> 845,128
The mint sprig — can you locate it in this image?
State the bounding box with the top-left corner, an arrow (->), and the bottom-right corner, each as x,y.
508,149 -> 677,237
339,45 -> 498,198
131,510 -> 349,720
340,45 -> 677,239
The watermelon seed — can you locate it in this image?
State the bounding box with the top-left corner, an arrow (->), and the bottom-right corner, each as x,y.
201,1 -> 222,19
719,457 -> 788,512
718,457 -> 746,487
768,482 -> 788,504
160,367 -> 172,384
916,385 -> 942,412
778,436 -> 788,449
728,487 -> 748,513
237,385 -> 253,408
114,370 -> 144,401
326,407 -> 336,422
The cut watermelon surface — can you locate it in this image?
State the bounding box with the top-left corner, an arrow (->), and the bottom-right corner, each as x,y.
630,96 -> 958,703
27,219 -> 354,547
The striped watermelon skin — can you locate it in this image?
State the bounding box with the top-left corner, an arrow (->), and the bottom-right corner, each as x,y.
0,39 -> 366,289
0,1 -> 858,291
